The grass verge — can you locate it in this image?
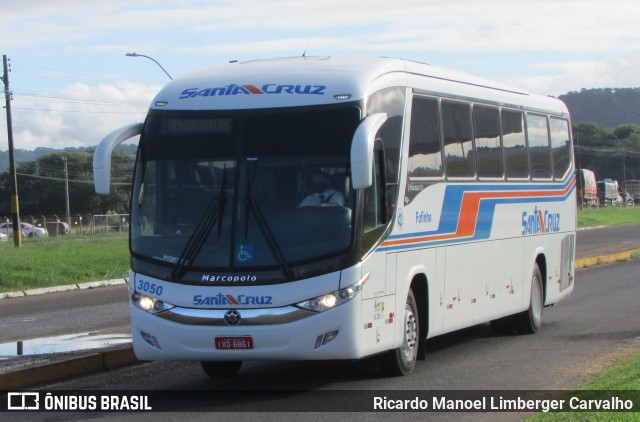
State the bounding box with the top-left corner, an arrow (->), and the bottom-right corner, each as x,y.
577,206 -> 640,229
0,234 -> 129,293
528,351 -> 640,421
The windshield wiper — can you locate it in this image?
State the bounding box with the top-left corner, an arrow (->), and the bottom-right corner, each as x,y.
243,170 -> 294,280
171,166 -> 228,280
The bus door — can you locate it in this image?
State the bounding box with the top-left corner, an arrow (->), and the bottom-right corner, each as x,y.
359,138 -> 397,351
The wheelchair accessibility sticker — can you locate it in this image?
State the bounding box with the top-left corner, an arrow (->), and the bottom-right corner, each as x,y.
235,243 -> 255,264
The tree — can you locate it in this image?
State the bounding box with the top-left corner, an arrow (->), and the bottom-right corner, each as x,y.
0,150 -> 134,216
574,123 -> 640,186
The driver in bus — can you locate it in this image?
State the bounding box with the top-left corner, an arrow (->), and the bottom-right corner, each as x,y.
299,171 -> 344,207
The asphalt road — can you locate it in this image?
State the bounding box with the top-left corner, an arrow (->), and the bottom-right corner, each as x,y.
1,283 -> 130,344
17,258 -> 637,421
575,224 -> 640,259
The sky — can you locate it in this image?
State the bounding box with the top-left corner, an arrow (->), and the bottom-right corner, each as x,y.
2,0 -> 640,151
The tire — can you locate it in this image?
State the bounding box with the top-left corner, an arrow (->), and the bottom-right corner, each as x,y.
380,289 -> 419,376
200,361 -> 242,377
516,263 -> 543,334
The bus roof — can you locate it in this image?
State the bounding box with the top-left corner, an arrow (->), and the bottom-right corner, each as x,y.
150,56 -> 567,115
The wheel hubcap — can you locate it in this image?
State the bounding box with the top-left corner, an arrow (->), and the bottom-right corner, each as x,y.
401,305 -> 418,362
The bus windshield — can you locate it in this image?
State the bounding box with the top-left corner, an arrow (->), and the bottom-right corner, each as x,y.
131,105 -> 361,278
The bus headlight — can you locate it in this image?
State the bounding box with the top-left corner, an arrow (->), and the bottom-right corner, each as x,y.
296,273 -> 369,312
131,292 -> 174,314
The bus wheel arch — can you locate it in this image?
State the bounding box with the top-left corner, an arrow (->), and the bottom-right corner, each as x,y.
379,275 -> 427,376
535,253 -> 548,305
491,254 -> 547,335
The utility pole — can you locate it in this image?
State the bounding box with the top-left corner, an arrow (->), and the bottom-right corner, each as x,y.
62,155 -> 71,227
2,54 -> 21,247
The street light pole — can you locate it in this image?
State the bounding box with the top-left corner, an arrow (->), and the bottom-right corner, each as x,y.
2,54 -> 21,247
125,52 -> 173,80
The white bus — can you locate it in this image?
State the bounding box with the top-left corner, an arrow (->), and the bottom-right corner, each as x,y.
94,57 -> 576,377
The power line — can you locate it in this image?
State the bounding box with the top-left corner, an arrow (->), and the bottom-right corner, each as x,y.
10,60 -> 125,86
11,106 -> 145,114
0,169 -> 130,185
12,90 -> 150,106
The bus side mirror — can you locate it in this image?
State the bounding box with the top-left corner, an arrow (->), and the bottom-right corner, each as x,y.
93,123 -> 143,195
350,113 -> 387,190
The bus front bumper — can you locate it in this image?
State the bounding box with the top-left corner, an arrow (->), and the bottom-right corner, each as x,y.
130,300 -> 365,361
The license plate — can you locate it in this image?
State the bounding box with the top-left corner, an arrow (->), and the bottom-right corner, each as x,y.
215,336 -> 253,350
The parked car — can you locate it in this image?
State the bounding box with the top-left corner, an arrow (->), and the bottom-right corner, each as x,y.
0,222 -> 48,237
46,221 -> 70,236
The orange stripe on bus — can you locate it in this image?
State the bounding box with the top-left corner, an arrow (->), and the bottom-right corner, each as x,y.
381,178 -> 575,248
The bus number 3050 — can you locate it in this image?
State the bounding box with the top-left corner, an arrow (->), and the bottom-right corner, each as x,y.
137,280 -> 164,296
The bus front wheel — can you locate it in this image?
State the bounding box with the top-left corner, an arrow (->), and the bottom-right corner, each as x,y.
201,361 -> 243,377
380,289 -> 419,376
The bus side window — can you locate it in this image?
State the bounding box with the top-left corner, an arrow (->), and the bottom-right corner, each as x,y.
442,100 -> 475,178
527,114 -> 552,180
502,110 -> 529,179
549,118 -> 572,180
408,96 -> 443,179
473,105 -> 503,179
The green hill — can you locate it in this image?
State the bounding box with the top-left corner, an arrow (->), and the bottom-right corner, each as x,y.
559,88 -> 640,128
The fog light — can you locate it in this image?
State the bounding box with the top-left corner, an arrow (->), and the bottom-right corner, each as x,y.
140,331 -> 162,350
322,330 -> 339,345
314,330 -> 340,349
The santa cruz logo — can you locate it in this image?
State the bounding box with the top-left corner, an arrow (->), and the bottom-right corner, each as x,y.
521,206 -> 561,236
193,293 -> 273,306
179,83 -> 326,99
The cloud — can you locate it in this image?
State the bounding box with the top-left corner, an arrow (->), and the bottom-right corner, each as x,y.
507,56 -> 640,96
4,81 -> 158,151
5,1 -> 640,54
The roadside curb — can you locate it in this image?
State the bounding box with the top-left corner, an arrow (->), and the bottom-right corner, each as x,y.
0,278 -> 128,300
0,346 -> 136,389
575,248 -> 640,269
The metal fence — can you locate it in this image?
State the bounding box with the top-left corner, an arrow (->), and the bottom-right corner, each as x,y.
0,214 -> 129,237
91,214 -> 130,235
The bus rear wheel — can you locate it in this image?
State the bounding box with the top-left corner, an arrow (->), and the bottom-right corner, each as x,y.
380,289 -> 419,376
516,263 -> 543,334
201,361 -> 243,377
491,263 -> 544,335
